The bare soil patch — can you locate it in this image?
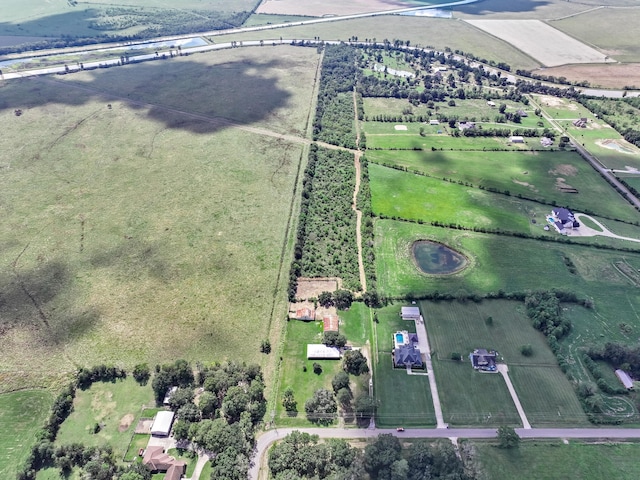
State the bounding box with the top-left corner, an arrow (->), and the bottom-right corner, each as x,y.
256,0 -> 414,16
134,418 -> 152,434
295,277 -> 342,299
550,164 -> 578,176
512,179 -> 538,192
533,63 -> 640,89
118,413 -> 135,432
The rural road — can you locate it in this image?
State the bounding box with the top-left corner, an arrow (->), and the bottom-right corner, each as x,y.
250,426 -> 640,479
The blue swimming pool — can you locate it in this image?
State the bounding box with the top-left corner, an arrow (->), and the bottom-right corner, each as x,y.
395,333 -> 405,344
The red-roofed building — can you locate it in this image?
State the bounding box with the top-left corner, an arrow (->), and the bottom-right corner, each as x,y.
323,315 -> 339,332
295,307 -> 315,320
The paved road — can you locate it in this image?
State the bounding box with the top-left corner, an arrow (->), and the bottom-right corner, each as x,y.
250,426 -> 640,479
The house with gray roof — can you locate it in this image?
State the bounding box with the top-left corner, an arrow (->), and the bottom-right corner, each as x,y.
470,349 -> 497,372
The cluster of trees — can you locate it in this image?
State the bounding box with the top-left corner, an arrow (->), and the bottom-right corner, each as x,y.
77,364 -> 127,389
358,159 -> 378,290
515,69 -> 590,87
524,291 -> 572,341
313,44 -> 359,148
270,432 -> 475,480
269,431 -> 364,479
318,289 -> 354,309
589,342 -> 640,378
151,359 -> 195,404
290,147 -> 361,294
167,361 -> 266,480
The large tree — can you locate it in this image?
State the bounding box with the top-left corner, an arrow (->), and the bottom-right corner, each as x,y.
304,389 -> 337,425
363,434 -> 401,479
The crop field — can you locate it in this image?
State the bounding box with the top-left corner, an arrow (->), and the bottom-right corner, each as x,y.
464,19 -> 611,67
275,319 -> 344,425
534,64 -> 640,90
368,164 -> 548,233
255,0 -> 450,17
432,360 -> 520,426
365,149 -> 640,223
551,7 -> 640,63
214,16 -> 541,70
0,46 -> 319,392
472,440 -> 640,480
455,0 -> 592,20
372,305 -> 435,427
56,378 -> 154,458
0,390 -> 52,479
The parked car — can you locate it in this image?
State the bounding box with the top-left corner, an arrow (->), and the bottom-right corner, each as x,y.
396,427 -> 405,432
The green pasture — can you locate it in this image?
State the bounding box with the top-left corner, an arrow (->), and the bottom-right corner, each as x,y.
244,14 -> 312,27
365,149 -> 640,223
432,360 -> 520,426
456,0 -> 594,20
0,0 -> 258,38
372,305 -> 435,427
472,440 -> 640,480
372,219 -> 640,298
123,433 -> 150,461
0,46 -> 317,392
551,7 -> 640,63
56,378 -> 154,458
0,390 -> 52,479
363,97 -> 420,118
275,320 -> 343,426
213,16 -> 541,70
561,124 -> 640,171
339,302 -> 371,348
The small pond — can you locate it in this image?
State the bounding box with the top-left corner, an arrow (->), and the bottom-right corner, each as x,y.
412,240 -> 468,275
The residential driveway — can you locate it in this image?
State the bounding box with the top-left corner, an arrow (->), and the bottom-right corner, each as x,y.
497,364 -> 531,429
147,434 -> 176,450
569,214 -> 640,243
414,315 -> 446,428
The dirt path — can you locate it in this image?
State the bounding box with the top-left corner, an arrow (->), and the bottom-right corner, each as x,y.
352,87 -> 367,293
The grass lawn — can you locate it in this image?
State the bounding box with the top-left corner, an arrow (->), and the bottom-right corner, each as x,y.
0,390 -> 52,479
0,46 -> 319,393
199,460 -> 212,480
433,360 -> 520,426
56,377 -> 154,458
123,433 -> 150,462
373,219 -> 640,298
275,320 -> 344,426
365,149 -> 639,223
368,163 -> 545,233
371,304 -> 435,427
472,440 -> 640,480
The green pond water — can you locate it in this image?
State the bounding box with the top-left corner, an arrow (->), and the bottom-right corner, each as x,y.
412,240 -> 467,275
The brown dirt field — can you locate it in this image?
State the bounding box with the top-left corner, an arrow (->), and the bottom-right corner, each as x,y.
134,418 -> 152,434
256,0 -> 412,17
532,64 -> 640,89
550,164 -> 578,176
118,413 -> 135,432
295,277 -> 342,299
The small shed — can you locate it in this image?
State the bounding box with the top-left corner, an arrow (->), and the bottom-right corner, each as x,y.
509,135 -> 524,143
323,315 -> 339,332
615,369 -> 634,390
307,344 -> 341,360
296,307 -> 315,321
150,411 -> 175,437
487,101 -> 496,107
429,119 -> 440,125
401,306 -> 421,320
162,386 -> 177,406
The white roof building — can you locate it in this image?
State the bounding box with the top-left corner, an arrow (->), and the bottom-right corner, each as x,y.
307,344 -> 341,359
615,369 -> 634,390
151,411 -> 175,437
401,306 -> 421,320
509,136 -> 524,143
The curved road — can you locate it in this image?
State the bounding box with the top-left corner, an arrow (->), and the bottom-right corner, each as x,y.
251,426 -> 640,479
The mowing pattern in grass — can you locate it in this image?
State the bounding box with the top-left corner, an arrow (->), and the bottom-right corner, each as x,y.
0,46 -> 319,391
473,441 -> 640,480
0,390 -> 52,479
371,305 -> 435,427
297,147 -> 360,290
55,378 -> 154,459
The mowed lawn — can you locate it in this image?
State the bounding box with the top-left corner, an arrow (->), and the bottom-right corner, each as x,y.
473,441 -> 640,480
373,305 -> 435,427
368,163 -> 545,233
56,377 -> 154,458
0,46 -> 318,392
366,149 -> 638,223
275,320 -> 344,426
423,300 -> 586,426
0,390 -> 52,479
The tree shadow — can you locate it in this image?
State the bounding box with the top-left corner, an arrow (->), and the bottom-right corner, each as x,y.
3,56 -> 293,135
